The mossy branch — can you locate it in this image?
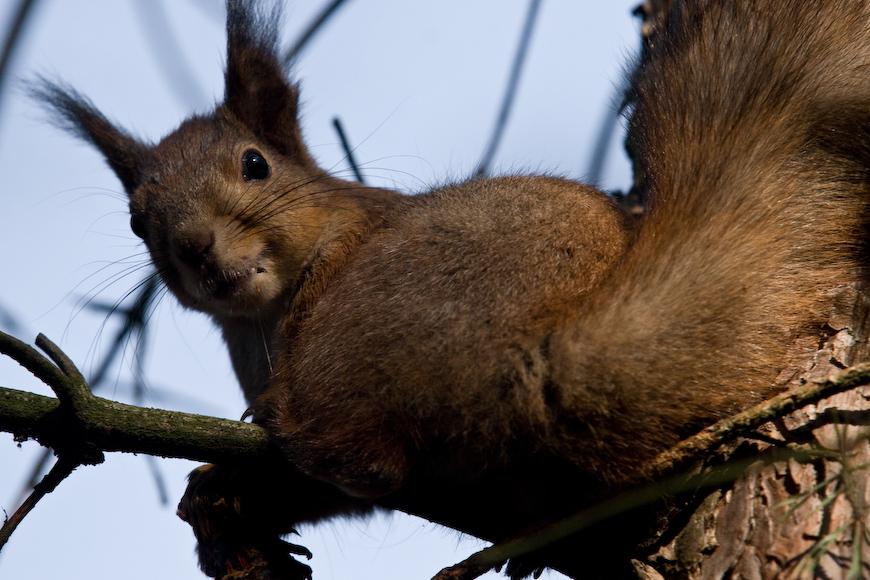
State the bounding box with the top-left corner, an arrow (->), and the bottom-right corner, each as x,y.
0,331 -> 270,464
0,385 -> 270,462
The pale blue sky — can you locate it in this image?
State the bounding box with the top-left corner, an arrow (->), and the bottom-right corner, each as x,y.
0,2 -> 638,579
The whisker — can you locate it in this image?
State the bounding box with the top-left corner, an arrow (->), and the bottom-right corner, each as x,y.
79,271 -> 161,388
58,261 -> 155,344
259,318 -> 273,376
247,182 -> 392,227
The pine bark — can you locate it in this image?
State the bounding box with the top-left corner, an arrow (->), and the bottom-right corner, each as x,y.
635,286 -> 870,580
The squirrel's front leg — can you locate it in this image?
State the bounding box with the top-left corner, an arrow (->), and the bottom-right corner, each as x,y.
255,383 -> 413,501
177,457 -> 375,580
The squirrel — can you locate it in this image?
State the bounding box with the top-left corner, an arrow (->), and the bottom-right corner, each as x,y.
34,0 -> 870,578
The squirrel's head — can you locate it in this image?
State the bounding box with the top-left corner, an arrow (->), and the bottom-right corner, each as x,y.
35,0 -> 350,319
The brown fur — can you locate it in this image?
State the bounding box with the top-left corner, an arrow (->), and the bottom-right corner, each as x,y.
36,0 -> 870,578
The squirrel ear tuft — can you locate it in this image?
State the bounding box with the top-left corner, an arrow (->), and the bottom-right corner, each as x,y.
31,79 -> 152,195
223,0 -> 314,167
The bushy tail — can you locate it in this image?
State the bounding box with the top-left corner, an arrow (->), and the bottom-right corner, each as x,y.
548,0 -> 870,482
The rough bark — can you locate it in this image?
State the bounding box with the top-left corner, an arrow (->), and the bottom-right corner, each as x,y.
638,291 -> 870,580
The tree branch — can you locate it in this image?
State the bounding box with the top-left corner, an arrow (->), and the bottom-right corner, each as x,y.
1,385 -> 270,462
650,362 -> 870,476
0,329 -> 273,554
0,330 -> 270,465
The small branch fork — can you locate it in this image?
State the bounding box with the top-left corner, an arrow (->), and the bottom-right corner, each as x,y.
0,332 -> 103,550
0,329 -> 269,552
2,328 -> 870,579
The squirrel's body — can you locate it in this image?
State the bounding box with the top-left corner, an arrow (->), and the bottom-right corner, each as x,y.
38,0 -> 870,577
262,175 -> 632,501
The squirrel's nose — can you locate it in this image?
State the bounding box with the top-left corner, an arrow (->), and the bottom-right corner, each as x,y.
174,229 -> 214,268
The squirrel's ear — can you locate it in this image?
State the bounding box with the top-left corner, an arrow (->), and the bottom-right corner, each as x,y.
223,0 -> 314,167
32,80 -> 151,196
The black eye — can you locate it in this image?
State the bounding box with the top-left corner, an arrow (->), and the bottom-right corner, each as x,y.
242,150 -> 270,181
130,214 -> 147,239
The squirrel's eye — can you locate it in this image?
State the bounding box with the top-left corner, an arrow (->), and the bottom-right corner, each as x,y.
242,150 -> 270,181
130,214 -> 147,239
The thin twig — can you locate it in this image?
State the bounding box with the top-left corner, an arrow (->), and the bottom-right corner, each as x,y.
133,0 -> 210,108
332,117 -> 366,184
0,300 -> 24,334
650,363 -> 870,476
0,456 -> 78,551
283,0 -> 352,66
473,0 -> 542,178
144,454 -> 170,505
83,274 -> 157,388
584,83 -> 624,188
0,0 -> 38,104
35,333 -> 82,381
433,448 -> 829,580
33,333 -> 93,417
0,330 -> 68,394
13,447 -> 52,508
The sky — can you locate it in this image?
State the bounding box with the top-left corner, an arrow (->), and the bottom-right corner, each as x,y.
0,1 -> 639,579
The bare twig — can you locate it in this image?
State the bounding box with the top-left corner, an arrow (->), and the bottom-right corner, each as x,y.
650,363 -> 870,476
473,0 -> 542,178
283,0 -> 353,66
12,448 -> 52,508
430,456 -> 774,580
34,333 -> 92,415
0,455 -> 78,551
0,0 -> 38,105
133,0 -> 209,108
332,117 -> 366,184
584,82 -> 625,188
0,329 -> 68,393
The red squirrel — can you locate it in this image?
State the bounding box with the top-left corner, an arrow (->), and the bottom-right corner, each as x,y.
35,0 -> 870,578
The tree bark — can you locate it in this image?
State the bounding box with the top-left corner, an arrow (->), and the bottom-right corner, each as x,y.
638,291 -> 870,580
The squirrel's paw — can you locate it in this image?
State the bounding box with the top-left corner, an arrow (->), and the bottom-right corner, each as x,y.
178,464 -> 313,580
210,542 -> 313,580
